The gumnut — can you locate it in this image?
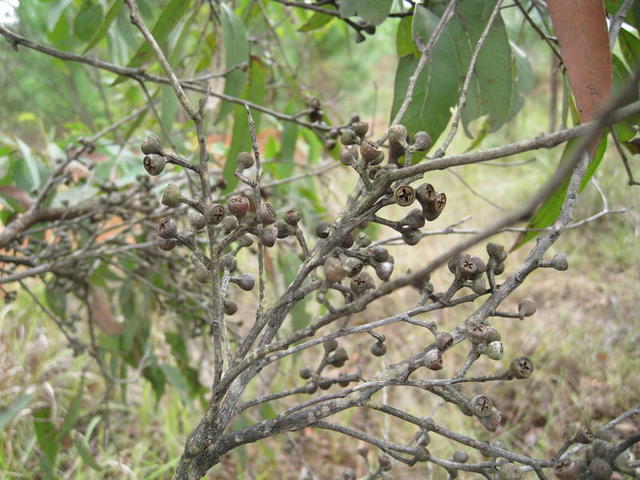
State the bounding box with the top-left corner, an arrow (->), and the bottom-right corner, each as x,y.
143,154 -> 166,176
412,131 -> 432,151
157,218 -> 177,239
141,134 -> 164,156
161,183 -> 181,208
424,349 -> 443,370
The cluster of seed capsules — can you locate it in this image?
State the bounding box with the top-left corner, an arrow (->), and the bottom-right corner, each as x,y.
140,134 -> 310,316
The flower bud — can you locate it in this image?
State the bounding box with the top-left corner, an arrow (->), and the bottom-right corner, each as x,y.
256,202 -> 277,225
412,131 -> 432,151
236,151 -> 254,170
518,298 -> 537,318
141,134 -> 163,156
550,252 -> 569,271
387,124 -> 408,144
161,183 -> 182,208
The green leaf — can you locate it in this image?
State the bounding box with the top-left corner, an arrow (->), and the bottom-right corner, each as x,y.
15,138 -> 41,189
72,431 -> 103,470
112,0 -> 192,85
218,4 -> 250,123
83,0 -> 123,53
165,332 -> 188,364
357,0 -> 392,26
223,58 -> 267,191
74,3 -> 104,42
46,0 -> 73,31
60,380 -> 84,437
619,28 -> 640,68
391,2 -> 525,144
299,4 -> 337,32
338,0 -> 391,25
160,364 -> 190,396
396,16 -> 418,57
143,364 -> 167,403
33,407 -> 60,474
45,284 -> 67,319
338,0 -> 358,18
514,136 -> 607,249
0,392 -> 32,430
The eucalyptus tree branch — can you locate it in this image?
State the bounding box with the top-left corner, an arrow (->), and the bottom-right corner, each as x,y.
0,25 -> 340,132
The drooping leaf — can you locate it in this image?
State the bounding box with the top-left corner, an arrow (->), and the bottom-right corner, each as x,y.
59,381 -> 84,437
72,431 -> 104,470
298,4 -> 337,32
112,0 -> 193,85
547,0 -> 611,131
391,2 -> 526,145
0,392 -> 32,430
514,136 -> 607,249
73,3 -> 104,42
83,0 -> 123,53
217,4 -> 249,123
339,0 -> 392,25
619,28 -> 640,69
222,57 -> 267,191
396,16 -> 418,57
33,407 -> 60,475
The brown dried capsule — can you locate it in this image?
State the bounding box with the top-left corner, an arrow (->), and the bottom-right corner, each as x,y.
161,183 -> 181,208
338,373 -> 350,388
493,261 -> 505,275
221,215 -> 239,234
318,377 -> 332,390
424,349 -> 443,370
471,276 -> 487,294
351,121 -> 369,137
357,445 -> 369,458
332,346 -> 349,365
323,338 -> 338,353
223,299 -> 238,315
414,446 -> 430,462
553,458 -> 581,480
206,204 -> 226,225
479,407 -> 501,432
324,257 -> 349,283
415,183 -> 436,207
509,357 -> 534,379
232,273 -> 255,291
589,458 -> 612,480
194,264 -> 210,284
236,151 -> 254,170
339,145 -> 358,166
466,323 -> 500,344
344,257 -> 363,277
350,271 -> 375,296
283,207 -> 301,226
158,237 -> 177,251
387,124 -> 408,144
370,340 -> 387,357
324,139 -> 336,150
394,185 -> 415,206
228,195 -> 250,218
487,242 -> 507,262
256,202 -> 277,225
468,395 -> 493,417
259,226 -> 277,247
412,131 -> 432,151
315,222 -> 332,238
455,254 -> 478,279
401,208 -> 426,229
367,246 -> 389,263
402,227 -> 422,246
141,134 -> 163,156
340,129 -> 358,145
378,454 -> 391,470
452,450 -> 468,464
518,298 -> 537,318
306,382 -> 317,394
436,332 -> 453,351
221,254 -> 236,272
374,261 -> 394,281
188,211 -> 206,231
157,218 -> 177,239
341,232 -> 355,249
486,341 -> 504,360
275,220 -> 293,239
356,232 -> 371,247
423,192 -> 446,221
299,367 -> 312,379
143,154 -> 166,176
550,252 -> 569,271
360,140 -> 384,165
568,423 -> 594,444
